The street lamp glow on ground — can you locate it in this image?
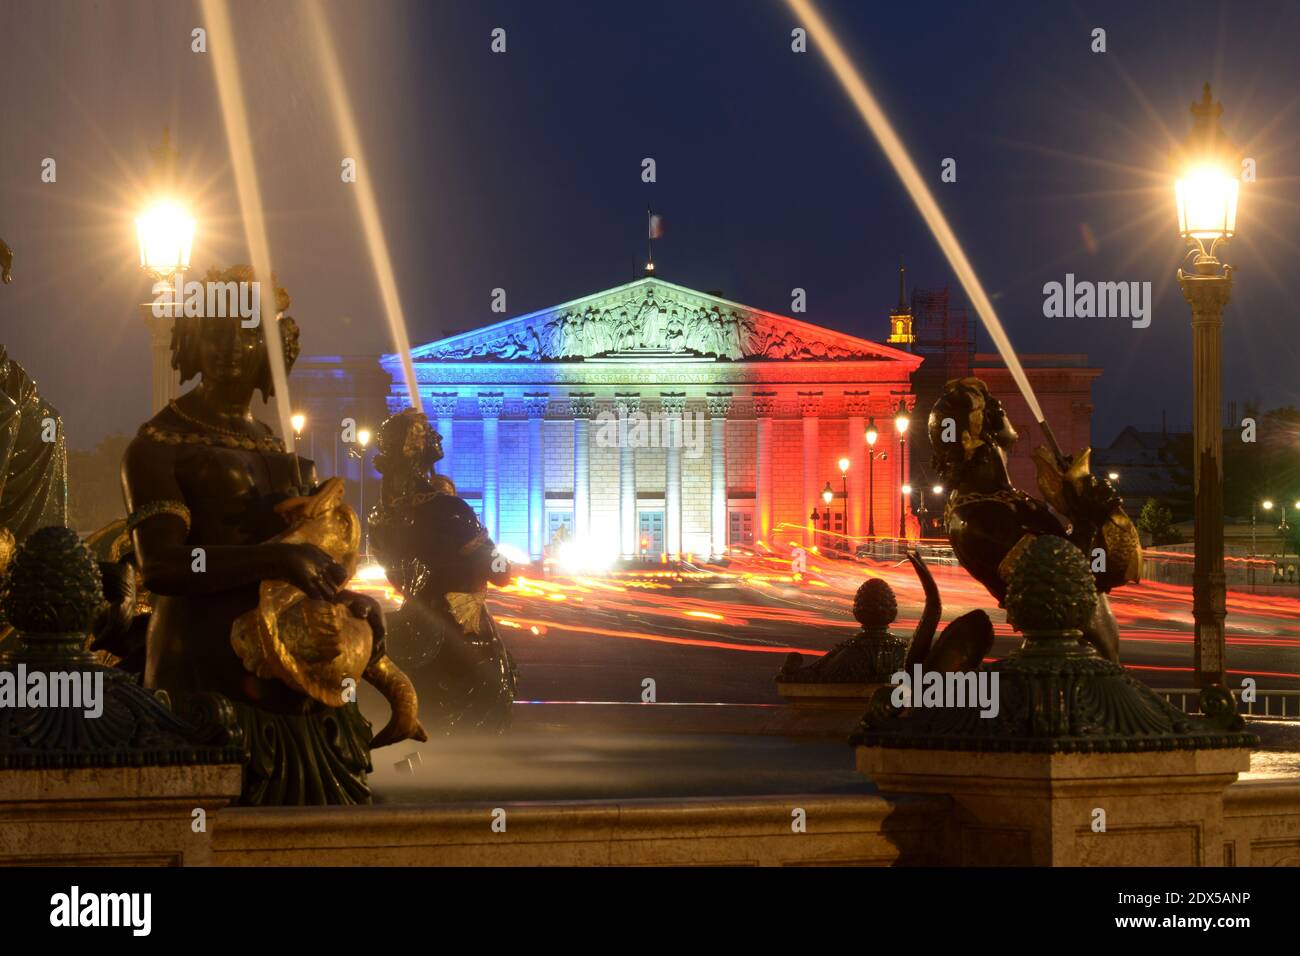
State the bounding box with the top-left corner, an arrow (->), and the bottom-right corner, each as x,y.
1174,83 -> 1240,688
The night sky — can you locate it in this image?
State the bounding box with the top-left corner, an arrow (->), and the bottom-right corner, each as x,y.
1,0 -> 1297,450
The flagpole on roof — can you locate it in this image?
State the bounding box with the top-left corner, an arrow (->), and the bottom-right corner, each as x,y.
645,205 -> 655,275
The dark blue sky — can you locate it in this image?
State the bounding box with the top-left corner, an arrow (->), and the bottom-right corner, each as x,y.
1,0 -> 1297,449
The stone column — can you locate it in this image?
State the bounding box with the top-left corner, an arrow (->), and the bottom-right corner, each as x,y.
707,392 -> 733,558
753,392 -> 777,546
799,392 -> 823,548
569,393 -> 595,542
661,393 -> 687,556
616,393 -> 641,559
524,393 -> 549,561
144,306 -> 180,414
430,393 -> 458,481
478,393 -> 504,541
844,392 -> 869,541
1180,267 -> 1232,687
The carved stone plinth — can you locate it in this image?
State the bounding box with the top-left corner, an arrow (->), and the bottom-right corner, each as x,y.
856,746 -> 1248,866
853,536 -> 1256,865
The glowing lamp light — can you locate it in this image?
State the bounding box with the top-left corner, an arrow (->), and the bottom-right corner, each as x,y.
1262,500 -> 1274,511
894,413 -> 909,435
357,428 -> 372,448
932,484 -> 944,495
1175,166 -> 1239,242
901,483 -> 912,495
838,457 -> 850,474
136,200 -> 195,279
865,422 -> 878,447
822,483 -> 834,506
290,412 -> 306,436
1173,85 -> 1241,266
1107,471 -> 1119,481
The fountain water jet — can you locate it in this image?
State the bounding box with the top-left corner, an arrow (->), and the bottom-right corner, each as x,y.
304,2 -> 423,415
199,0 -> 298,457
785,0 -> 1065,462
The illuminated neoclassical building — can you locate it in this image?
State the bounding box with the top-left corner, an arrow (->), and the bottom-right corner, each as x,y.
382,277 -> 922,562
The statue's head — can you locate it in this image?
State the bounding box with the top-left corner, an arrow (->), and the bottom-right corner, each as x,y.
373,408 -> 442,478
170,265 -> 298,400
928,377 -> 1018,483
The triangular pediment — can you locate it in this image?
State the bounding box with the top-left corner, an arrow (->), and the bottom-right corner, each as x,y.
400,278 -> 919,366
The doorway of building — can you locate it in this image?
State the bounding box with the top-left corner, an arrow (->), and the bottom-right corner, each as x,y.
638,510 -> 665,556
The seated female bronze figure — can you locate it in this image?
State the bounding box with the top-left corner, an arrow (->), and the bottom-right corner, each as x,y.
368,408 -> 517,734
929,377 -> 1141,663
121,267 -> 423,805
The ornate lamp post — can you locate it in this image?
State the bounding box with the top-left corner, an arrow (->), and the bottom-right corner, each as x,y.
904,478 -> 915,546
822,483 -> 834,550
348,427 -> 373,555
291,411 -> 313,466
136,129 -> 195,414
810,508 -> 821,551
894,412 -> 909,539
865,419 -> 887,552
901,483 -> 913,540
837,457 -> 850,551
1174,83 -> 1240,688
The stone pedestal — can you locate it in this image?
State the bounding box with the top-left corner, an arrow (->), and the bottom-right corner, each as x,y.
0,764 -> 242,865
857,746 -> 1249,866
773,681 -> 891,736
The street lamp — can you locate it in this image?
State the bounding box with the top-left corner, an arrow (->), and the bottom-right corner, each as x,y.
822,482 -> 835,550
810,508 -> 821,551
865,419 -> 886,549
837,457 -> 849,551
136,200 -> 195,284
895,412 -> 910,539
348,427 -> 373,555
136,130 -> 195,414
1174,83 -> 1240,688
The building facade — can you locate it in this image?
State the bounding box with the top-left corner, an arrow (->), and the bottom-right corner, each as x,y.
382,278 -> 922,562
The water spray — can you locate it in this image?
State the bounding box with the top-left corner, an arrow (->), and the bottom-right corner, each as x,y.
304,2 -> 424,415
785,0 -> 1067,466
200,0 -> 300,481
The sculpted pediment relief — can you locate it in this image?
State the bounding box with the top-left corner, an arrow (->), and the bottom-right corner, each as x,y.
416,281 -> 890,363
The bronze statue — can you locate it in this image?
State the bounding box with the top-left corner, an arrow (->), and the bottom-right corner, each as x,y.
368,408 -> 518,734
121,266 -> 423,805
0,237 -> 70,652
928,377 -> 1140,663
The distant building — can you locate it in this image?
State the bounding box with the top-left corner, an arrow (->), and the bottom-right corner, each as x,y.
385,277 -> 921,561
292,268 -> 1107,557
1090,424 -> 1190,515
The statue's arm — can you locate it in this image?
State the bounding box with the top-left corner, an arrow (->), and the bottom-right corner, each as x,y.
122,437 -> 343,599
